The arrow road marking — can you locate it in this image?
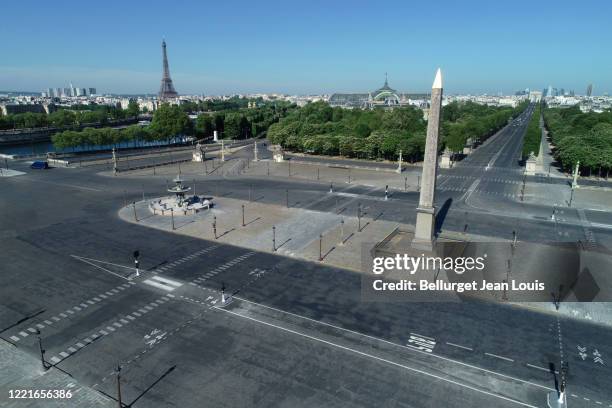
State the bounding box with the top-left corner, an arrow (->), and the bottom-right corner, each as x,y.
407,333 -> 436,353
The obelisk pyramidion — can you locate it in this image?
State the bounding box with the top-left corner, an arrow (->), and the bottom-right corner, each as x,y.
159,40 -> 178,100
412,68 -> 443,251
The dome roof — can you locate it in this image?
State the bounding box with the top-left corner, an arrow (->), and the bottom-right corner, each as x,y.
373,73 -> 397,96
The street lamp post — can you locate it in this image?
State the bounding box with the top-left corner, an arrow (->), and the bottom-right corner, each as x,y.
116,365 -> 122,408
357,204 -> 361,232
36,330 -> 48,371
339,218 -> 344,246
170,208 -> 175,230
133,250 -> 140,277
213,216 -> 217,239
242,205 -> 245,227
272,226 -> 276,251
319,234 -> 323,261
559,362 -> 569,403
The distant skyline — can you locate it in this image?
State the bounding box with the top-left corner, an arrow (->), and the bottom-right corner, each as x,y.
1,0 -> 611,95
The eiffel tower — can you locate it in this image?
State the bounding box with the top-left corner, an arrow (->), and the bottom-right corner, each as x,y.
159,40 -> 178,100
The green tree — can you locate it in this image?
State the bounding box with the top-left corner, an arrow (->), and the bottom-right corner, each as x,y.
195,114 -> 214,138
149,104 -> 193,140
126,100 -> 140,118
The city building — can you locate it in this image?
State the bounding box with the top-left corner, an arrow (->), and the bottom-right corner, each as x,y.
329,74 -> 428,110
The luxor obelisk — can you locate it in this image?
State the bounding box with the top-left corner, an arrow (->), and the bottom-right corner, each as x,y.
412,68 -> 443,251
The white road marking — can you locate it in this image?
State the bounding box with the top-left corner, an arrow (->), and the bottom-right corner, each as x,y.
216,307 -> 539,408
10,336 -> 20,342
71,255 -> 132,280
150,275 -> 182,287
19,331 -> 28,337
143,279 -> 176,291
526,364 -> 551,372
446,342 -> 473,351
233,295 -> 553,392
143,275 -> 183,292
407,334 -> 436,353
485,352 -> 514,362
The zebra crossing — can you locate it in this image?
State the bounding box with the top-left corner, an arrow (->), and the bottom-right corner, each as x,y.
8,282 -> 136,343
47,294 -> 175,365
436,184 -> 519,200
578,209 -> 598,250
143,275 -> 183,292
151,245 -> 219,274
191,251 -> 256,285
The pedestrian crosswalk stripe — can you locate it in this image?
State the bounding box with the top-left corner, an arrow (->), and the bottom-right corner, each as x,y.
143,275 -> 183,292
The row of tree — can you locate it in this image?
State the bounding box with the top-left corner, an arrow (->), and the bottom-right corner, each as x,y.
195,101 -> 295,140
267,100 -> 527,162
178,96 -> 263,113
0,102 -> 139,130
442,101 -> 529,152
52,104 -> 187,150
51,102 -> 295,151
267,101 -> 427,161
544,106 -> 612,176
521,104 -> 542,159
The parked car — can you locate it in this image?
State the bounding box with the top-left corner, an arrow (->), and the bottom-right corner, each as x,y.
30,161 -> 49,169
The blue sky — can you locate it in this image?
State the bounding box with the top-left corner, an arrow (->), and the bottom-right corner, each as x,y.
1,0 -> 610,95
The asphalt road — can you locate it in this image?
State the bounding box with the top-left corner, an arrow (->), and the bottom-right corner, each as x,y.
1,117 -> 612,407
